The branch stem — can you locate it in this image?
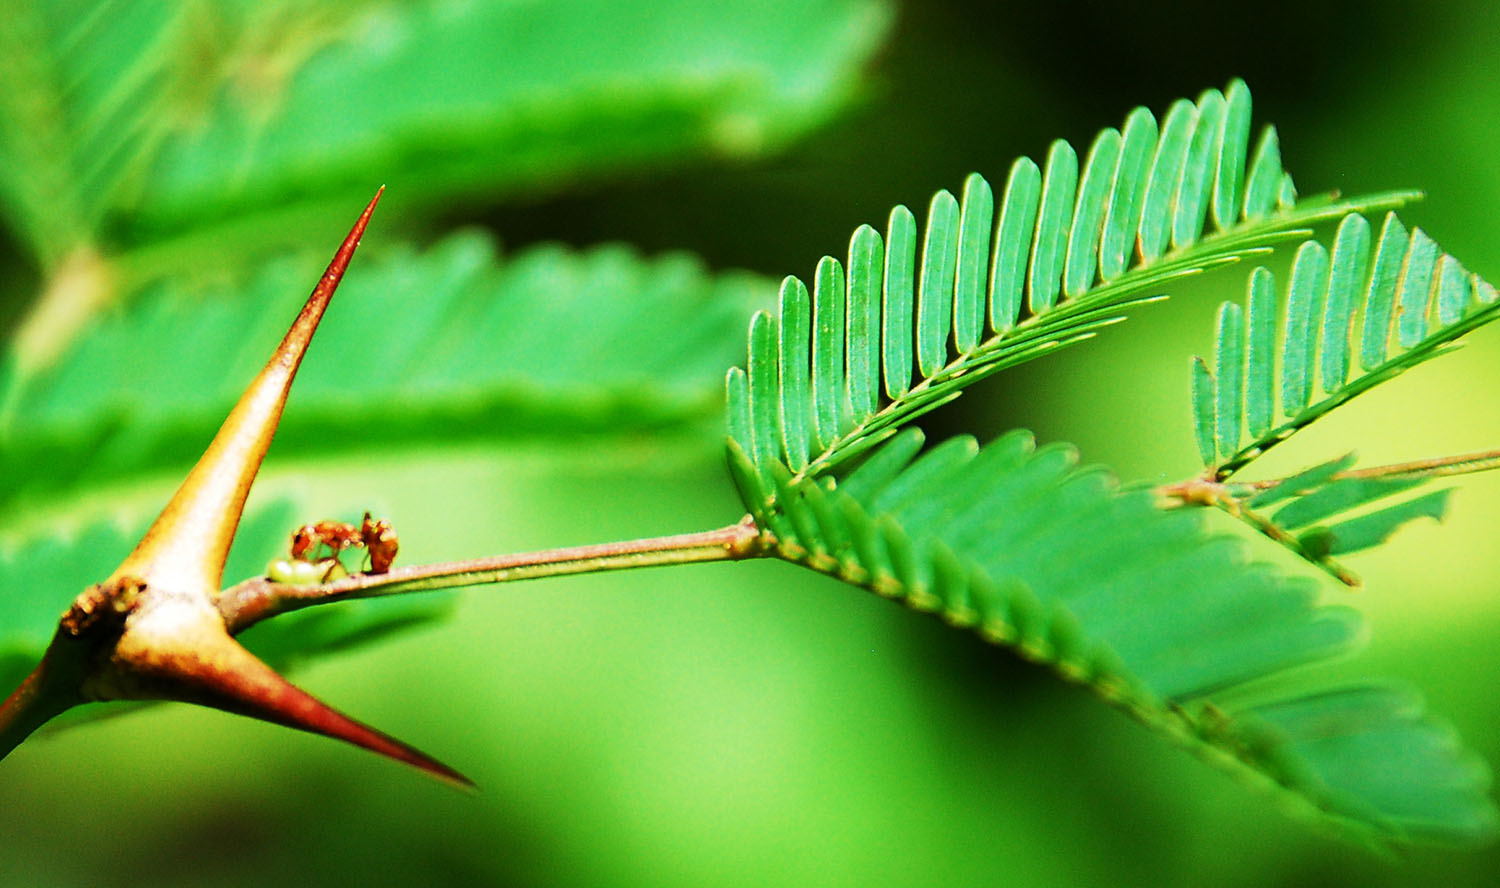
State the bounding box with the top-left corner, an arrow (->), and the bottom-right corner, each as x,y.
1155,446 -> 1500,588
219,516 -> 767,634
1161,446 -> 1500,507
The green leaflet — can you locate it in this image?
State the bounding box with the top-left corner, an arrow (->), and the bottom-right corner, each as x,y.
728,430 -> 1497,846
1191,357 -> 1216,466
1281,242 -> 1330,417
1242,127 -> 1284,221
1030,140 -> 1079,313
917,191 -> 960,376
778,277 -> 812,470
0,500 -> 450,698
1172,89 -> 1223,249
883,206 -> 918,400
1211,453 -> 1456,582
1064,127 -> 1120,299
1137,99 -> 1194,263
1246,453 -> 1357,509
727,80 -> 1417,483
0,234 -> 772,517
1191,214 -> 1500,475
990,158 -> 1042,329
1213,303 -> 1245,457
1099,108 -> 1157,281
1258,464 -> 1451,561
953,174 -> 995,352
0,0 -> 890,274
1320,214 -> 1372,391
1317,489 -> 1451,555
1359,214 -> 1411,370
814,257 -> 851,451
1273,477 -> 1426,530
1244,266 -> 1277,439
1212,80 -> 1253,233
846,225 -> 884,416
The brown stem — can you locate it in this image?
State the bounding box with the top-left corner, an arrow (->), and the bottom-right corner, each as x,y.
1306,447 -> 1500,483
1162,447 -> 1500,506
220,517 -> 767,635
0,631 -> 88,760
1152,448 -> 1500,589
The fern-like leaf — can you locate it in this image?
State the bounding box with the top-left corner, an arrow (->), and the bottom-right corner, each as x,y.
727,80 -> 1416,482
0,234 -> 769,517
1192,213 -> 1500,475
726,430 -> 1497,846
0,1 -> 889,272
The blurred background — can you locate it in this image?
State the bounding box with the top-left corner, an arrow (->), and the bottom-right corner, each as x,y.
2,0 -> 1500,885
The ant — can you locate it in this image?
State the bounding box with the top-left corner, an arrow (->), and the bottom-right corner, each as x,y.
268,512 -> 399,584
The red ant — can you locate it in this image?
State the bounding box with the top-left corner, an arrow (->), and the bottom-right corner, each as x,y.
280,512 -> 399,582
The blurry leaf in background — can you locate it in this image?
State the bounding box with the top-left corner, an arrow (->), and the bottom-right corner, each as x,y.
0,233 -> 771,526
0,0 -> 889,369
125,0 -> 892,242
0,0 -> 892,268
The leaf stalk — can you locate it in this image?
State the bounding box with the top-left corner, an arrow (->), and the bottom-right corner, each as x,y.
219,516 -> 768,634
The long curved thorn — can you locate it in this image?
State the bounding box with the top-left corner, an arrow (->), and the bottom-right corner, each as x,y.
112,187 -> 384,594
0,191 -> 466,786
114,615 -> 472,788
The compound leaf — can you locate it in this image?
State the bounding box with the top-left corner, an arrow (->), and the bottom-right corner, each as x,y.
726,431 -> 1497,847
1192,215 -> 1500,475
728,81 -> 1415,484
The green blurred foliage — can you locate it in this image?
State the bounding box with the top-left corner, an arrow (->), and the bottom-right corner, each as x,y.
3,0 -> 1500,886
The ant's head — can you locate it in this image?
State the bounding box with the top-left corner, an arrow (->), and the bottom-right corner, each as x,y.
290,525 -> 319,559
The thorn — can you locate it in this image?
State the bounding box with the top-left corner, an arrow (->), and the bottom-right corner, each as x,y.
112,188 -> 384,594
0,193 -> 461,789
95,587 -> 472,788
114,611 -> 472,788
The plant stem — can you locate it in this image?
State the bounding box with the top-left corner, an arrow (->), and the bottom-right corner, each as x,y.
219,516 -> 768,634
1266,447 -> 1500,486
1155,447 -> 1500,588
1160,446 -> 1500,507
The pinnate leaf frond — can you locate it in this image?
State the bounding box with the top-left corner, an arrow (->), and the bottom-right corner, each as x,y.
1192,213 -> 1500,476
726,430 -> 1497,846
0,234 -> 769,517
727,80 -> 1416,483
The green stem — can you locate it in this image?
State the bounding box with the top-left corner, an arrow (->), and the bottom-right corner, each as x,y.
219,516 -> 768,634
